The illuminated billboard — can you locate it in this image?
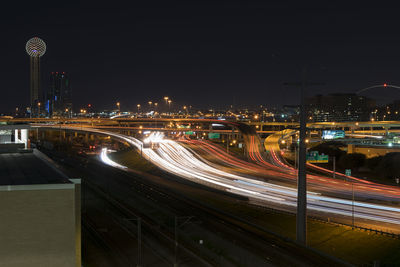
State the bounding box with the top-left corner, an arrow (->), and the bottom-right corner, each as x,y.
322,130 -> 345,140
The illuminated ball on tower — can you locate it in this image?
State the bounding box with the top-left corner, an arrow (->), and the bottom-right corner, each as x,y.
26,37 -> 46,116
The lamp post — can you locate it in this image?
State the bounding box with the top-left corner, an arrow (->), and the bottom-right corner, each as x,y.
148,101 -> 152,112
183,106 -> 187,117
168,100 -> 172,115
37,102 -> 41,117
116,102 -> 120,114
137,104 -> 141,114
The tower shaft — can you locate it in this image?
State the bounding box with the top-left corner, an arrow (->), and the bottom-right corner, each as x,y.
30,56 -> 41,115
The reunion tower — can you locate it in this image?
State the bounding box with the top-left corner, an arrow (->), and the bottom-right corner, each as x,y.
26,37 -> 46,116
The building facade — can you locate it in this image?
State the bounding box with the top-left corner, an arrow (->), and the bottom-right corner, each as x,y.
307,93 -> 375,122
46,72 -> 72,117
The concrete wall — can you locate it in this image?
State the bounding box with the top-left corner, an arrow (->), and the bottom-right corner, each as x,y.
0,184 -> 81,267
69,179 -> 81,267
0,134 -> 11,143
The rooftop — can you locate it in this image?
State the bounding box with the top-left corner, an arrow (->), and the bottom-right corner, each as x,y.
0,151 -> 70,186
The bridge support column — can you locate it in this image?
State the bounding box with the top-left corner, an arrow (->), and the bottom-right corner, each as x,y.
14,129 -> 19,143
348,144 -> 355,154
21,129 -> 28,149
84,133 -> 89,143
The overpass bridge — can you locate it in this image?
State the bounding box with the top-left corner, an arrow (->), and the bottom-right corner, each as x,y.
4,117 -> 400,130
3,118 -> 400,147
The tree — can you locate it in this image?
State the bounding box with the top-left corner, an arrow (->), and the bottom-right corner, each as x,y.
375,153 -> 400,180
338,153 -> 366,170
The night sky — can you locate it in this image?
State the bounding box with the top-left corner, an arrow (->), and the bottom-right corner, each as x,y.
2,2 -> 400,113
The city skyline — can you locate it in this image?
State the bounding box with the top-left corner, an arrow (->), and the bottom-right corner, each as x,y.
2,3 -> 400,112
3,4 -> 400,266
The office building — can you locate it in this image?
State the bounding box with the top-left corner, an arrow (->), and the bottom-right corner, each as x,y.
47,72 -> 72,117
307,93 -> 375,122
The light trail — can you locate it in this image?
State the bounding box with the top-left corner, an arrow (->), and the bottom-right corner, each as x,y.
100,148 -> 127,169
184,138 -> 400,200
39,126 -> 400,228
263,130 -> 400,198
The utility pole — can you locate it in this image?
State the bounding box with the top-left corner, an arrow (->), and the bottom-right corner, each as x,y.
284,70 -> 324,245
174,216 -> 178,267
352,183 -> 355,229
137,218 -> 142,267
333,156 -> 336,179
297,74 -> 307,245
125,217 -> 142,267
174,216 -> 194,267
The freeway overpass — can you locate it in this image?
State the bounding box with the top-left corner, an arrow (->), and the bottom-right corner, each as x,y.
4,117 -> 400,130
4,118 -> 400,148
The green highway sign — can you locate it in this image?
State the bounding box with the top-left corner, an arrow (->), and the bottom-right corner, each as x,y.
306,151 -> 329,163
208,133 -> 220,139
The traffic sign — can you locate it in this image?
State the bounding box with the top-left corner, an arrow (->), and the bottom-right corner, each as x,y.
306,151 -> 328,163
208,133 -> 220,139
345,169 -> 351,176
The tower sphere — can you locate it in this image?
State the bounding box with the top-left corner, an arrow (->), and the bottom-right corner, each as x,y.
26,37 -> 46,57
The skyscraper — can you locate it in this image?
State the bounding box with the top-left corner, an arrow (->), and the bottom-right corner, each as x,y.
47,72 -> 72,117
307,93 -> 375,122
26,37 -> 46,117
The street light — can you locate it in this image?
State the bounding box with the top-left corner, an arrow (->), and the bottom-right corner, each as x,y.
137,104 -> 141,114
116,102 -> 120,114
37,102 -> 41,117
168,99 -> 172,115
183,106 -> 187,117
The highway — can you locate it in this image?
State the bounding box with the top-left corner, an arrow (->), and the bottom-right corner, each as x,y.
37,125 -> 400,232
263,130 -> 400,200
181,136 -> 400,204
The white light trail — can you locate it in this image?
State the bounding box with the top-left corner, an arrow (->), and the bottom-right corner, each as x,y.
100,148 -> 127,169
43,126 -> 400,226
